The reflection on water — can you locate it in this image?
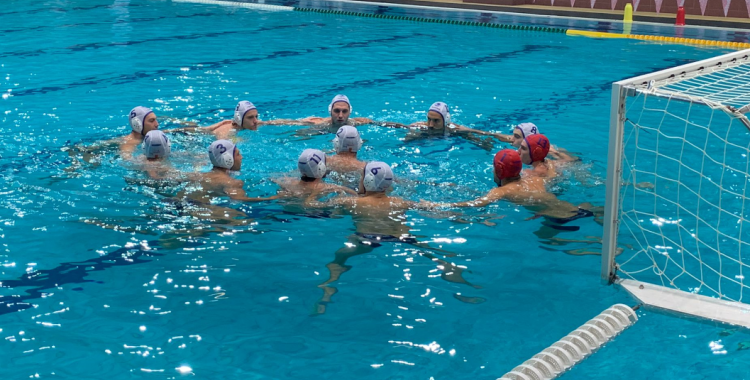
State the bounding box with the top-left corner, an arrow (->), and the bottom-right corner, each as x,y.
0,137 -> 606,316
0,239 -> 167,316
0,2 -> 652,377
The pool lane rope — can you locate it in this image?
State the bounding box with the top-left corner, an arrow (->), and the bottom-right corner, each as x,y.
293,7 -> 568,33
293,7 -> 750,49
172,1 -> 750,49
566,29 -> 750,49
499,304 -> 639,380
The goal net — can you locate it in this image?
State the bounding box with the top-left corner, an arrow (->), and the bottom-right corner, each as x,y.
602,49 -> 750,326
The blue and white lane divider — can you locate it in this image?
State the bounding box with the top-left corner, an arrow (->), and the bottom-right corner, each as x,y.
499,304 -> 638,380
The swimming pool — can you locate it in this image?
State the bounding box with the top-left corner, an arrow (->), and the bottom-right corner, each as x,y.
1,0 -> 749,378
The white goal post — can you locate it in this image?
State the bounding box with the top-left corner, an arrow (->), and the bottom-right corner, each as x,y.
602,49 -> 750,328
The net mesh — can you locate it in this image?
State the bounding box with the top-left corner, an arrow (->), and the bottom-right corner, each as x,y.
635,59 -> 750,111
615,64 -> 750,303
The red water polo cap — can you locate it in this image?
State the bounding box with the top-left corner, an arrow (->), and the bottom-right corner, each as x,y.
493,149 -> 522,179
525,134 -> 550,163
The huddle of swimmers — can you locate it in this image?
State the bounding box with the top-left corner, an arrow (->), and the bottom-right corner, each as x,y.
124,93 -> 582,222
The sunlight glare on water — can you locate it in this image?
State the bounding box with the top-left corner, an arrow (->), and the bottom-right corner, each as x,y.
0,0 -> 748,379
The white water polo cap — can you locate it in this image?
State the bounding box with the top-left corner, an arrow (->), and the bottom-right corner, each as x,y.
363,161 -> 394,192
233,100 -> 257,128
129,106 -> 154,135
428,102 -> 451,126
208,139 -> 236,169
298,149 -> 327,179
328,94 -> 352,113
515,122 -> 540,138
143,130 -> 171,159
333,125 -> 362,153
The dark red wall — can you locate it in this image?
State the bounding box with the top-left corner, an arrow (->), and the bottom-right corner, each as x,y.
529,0 -> 750,17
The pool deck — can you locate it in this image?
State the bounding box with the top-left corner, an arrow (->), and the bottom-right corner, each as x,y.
350,0 -> 750,29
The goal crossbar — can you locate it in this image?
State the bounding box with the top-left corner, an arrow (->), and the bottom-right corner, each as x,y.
616,49 -> 750,96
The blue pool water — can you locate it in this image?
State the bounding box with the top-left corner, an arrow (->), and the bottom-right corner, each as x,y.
1,0 -> 749,378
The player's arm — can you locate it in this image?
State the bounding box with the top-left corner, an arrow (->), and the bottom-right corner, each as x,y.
455,125 -> 513,143
350,117 -> 374,125
158,117 -> 202,133
260,118 -> 314,126
320,184 -> 358,197
202,120 -> 232,132
445,188 -> 508,208
225,181 -> 280,202
164,120 -> 232,134
65,136 -> 122,165
548,146 -> 578,162
492,133 -> 513,143
119,139 -> 138,161
369,120 -> 409,128
351,117 -> 409,128
304,191 -> 353,208
453,129 -> 495,151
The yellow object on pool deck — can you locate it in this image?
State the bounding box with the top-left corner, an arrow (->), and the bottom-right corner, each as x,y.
623,3 -> 633,23
566,29 -> 750,49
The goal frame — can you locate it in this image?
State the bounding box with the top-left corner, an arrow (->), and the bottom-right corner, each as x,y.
601,48 -> 750,328
602,48 -> 750,285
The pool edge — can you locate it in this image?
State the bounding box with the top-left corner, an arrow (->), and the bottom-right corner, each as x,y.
344,0 -> 750,29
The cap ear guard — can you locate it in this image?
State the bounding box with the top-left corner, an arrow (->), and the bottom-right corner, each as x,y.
130,110 -> 142,134
442,107 -> 451,127
233,101 -> 257,128
525,134 -> 550,163
233,105 -> 242,127
363,162 -> 394,192
333,125 -> 363,153
493,149 -> 522,181
129,106 -> 154,135
298,149 -> 327,179
209,140 -> 236,169
428,101 -> 451,126
143,130 -> 171,159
